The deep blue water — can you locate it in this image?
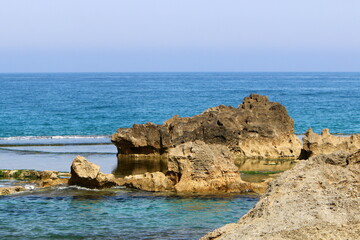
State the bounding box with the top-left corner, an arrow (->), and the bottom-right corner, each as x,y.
0,72 -> 359,239
1,72 -> 359,138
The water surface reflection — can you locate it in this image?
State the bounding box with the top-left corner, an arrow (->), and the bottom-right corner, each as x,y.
113,155 -> 168,177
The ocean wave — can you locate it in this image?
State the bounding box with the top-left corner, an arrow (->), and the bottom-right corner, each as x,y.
56,185 -> 101,191
0,135 -> 111,141
0,135 -> 113,146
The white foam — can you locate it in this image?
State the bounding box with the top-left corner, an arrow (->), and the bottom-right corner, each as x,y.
0,135 -> 111,141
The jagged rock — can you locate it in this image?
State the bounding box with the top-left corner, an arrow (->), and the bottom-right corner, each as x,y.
300,128 -> 360,159
124,172 -> 174,192
167,141 -> 251,192
112,94 -> 301,159
200,150 -> 360,240
69,156 -> 120,189
0,186 -> 26,195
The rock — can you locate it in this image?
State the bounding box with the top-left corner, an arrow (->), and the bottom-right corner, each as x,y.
0,169 -> 70,188
112,94 -> 301,159
0,169 -> 69,180
37,178 -> 69,188
124,172 -> 174,192
167,141 -> 248,192
120,141 -> 269,193
300,128 -> 360,159
200,150 -> 360,240
69,156 -> 120,189
0,186 -> 26,195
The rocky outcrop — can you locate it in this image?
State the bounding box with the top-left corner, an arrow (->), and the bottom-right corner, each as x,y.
0,186 -> 26,196
112,94 -> 301,159
201,150 -> 360,240
69,156 -> 122,189
300,128 -> 360,159
167,141 -> 263,193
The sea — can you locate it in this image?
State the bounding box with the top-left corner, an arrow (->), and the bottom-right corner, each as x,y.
0,72 -> 359,239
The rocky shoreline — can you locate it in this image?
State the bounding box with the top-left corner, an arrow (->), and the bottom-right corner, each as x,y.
200,150 -> 360,240
2,93 -> 360,239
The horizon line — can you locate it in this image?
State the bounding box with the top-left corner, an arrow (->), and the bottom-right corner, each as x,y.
1,71 -> 360,74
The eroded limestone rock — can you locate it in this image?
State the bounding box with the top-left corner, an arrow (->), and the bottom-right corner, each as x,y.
300,128 -> 360,159
167,141 -> 250,193
201,150 -> 360,240
112,94 -> 301,159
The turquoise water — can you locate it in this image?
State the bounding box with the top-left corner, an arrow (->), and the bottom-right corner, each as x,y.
0,187 -> 257,240
1,72 -> 360,137
1,72 -> 359,239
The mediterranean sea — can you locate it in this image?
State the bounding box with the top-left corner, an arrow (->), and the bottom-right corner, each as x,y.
0,72 -> 359,239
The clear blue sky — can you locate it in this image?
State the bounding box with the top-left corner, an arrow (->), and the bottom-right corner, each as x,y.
1,0 -> 359,72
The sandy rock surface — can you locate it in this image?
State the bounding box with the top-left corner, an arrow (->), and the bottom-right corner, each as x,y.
301,128 -> 360,159
124,172 -> 174,192
201,150 -> 360,240
167,141 -> 265,193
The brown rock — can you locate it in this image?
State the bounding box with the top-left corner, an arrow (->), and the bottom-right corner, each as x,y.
300,128 -> 360,159
0,186 -> 26,195
69,156 -> 119,189
167,141 -> 244,192
38,178 -> 69,188
112,94 -> 301,159
200,150 -> 360,240
124,172 -> 174,192
166,141 -> 268,193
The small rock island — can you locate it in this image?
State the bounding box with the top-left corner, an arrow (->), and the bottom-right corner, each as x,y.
112,93 -> 302,159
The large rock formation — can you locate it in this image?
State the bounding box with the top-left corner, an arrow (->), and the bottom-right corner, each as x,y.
201,150 -> 360,240
69,156 -> 122,188
112,94 -> 301,159
300,128 -> 360,159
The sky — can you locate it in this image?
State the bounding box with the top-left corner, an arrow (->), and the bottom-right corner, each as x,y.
0,0 -> 359,72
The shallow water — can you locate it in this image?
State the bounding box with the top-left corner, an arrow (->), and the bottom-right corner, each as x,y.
0,185 -> 257,240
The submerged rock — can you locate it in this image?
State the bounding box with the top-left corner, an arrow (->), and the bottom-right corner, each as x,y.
201,150 -> 360,240
69,156 -> 121,189
112,94 -> 301,159
300,128 -> 360,159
